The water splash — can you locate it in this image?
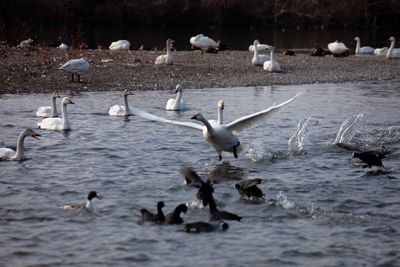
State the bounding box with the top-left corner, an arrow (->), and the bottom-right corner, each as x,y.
333,113 -> 364,144
244,141 -> 275,162
367,126 -> 400,144
288,117 -> 318,155
276,191 -> 295,209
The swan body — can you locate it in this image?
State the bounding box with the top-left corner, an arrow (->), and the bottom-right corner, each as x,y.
132,92 -> 302,160
109,40 -> 130,50
328,40 -> 349,54
59,58 -> 90,82
190,34 -> 218,54
63,191 -> 101,211
57,43 -> 68,50
263,46 -> 281,72
354,37 -> 374,55
0,128 -> 40,161
249,42 -> 271,52
18,38 -> 33,48
109,90 -> 132,116
155,39 -> 174,65
374,47 -> 389,56
165,84 -> 185,111
252,40 -> 270,66
36,90 -> 61,118
386,36 -> 400,59
38,97 -> 74,130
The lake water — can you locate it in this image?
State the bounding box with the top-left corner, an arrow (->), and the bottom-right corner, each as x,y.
1,81 -> 400,266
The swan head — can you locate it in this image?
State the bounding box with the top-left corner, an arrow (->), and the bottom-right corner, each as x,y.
354,36 -> 360,41
191,113 -> 204,121
123,89 -> 132,96
22,128 -> 41,140
270,46 -> 275,52
389,36 -> 395,42
87,191 -> 101,201
62,97 -> 74,105
218,100 -> 224,109
254,39 -> 260,45
51,90 -> 61,99
167,38 -> 174,47
175,84 -> 182,94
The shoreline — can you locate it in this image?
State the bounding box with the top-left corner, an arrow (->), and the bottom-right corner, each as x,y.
1,47 -> 400,94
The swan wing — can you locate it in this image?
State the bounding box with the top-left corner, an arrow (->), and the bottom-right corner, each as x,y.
0,147 -> 15,160
38,118 -> 63,130
109,105 -> 125,116
155,54 -> 167,65
226,92 -> 302,133
36,106 -> 51,117
132,108 -> 203,131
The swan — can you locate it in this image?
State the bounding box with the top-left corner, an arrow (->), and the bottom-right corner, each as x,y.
38,97 -> 74,130
249,41 -> 271,52
109,40 -> 130,50
328,40 -> 349,54
252,40 -> 270,66
132,92 -> 302,160
263,46 -> 281,73
36,90 -> 61,118
354,37 -> 374,55
155,39 -> 174,65
0,128 -> 41,161
386,36 -> 400,59
63,191 -> 101,211
109,90 -> 132,116
59,58 -> 90,82
374,47 -> 389,56
57,43 -> 68,50
165,84 -> 185,111
209,100 -> 224,127
190,34 -> 219,54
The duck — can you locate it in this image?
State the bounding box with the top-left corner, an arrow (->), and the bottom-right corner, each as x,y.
190,34 -> 219,54
235,178 -> 265,200
131,92 -> 302,160
109,90 -> 132,116
328,40 -> 349,54
310,47 -> 330,57
386,36 -> 400,59
352,151 -> 385,168
263,46 -> 281,73
249,41 -> 271,52
36,90 -> 61,118
354,37 -> 374,55
374,47 -> 389,56
336,143 -> 390,159
38,97 -> 74,131
203,185 -> 242,221
140,201 -> 165,223
184,220 -> 229,233
165,84 -> 185,111
0,128 -> 41,161
59,58 -> 90,82
109,40 -> 130,50
63,191 -> 101,211
165,204 -> 188,224
182,166 -> 214,204
251,40 -> 270,66
155,39 -> 174,65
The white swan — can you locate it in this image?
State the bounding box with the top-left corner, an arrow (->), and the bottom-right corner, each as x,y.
263,46 -> 281,73
109,90 -> 132,116
132,92 -> 302,160
209,100 -> 224,127
374,47 -> 389,56
38,97 -> 74,130
165,84 -> 185,111
354,37 -> 374,55
328,40 -> 349,54
386,36 -> 400,59
36,90 -> 61,118
249,42 -> 271,52
155,39 -> 174,65
109,40 -> 130,50
0,128 -> 41,161
59,58 -> 90,82
57,43 -> 68,50
252,40 -> 270,66
190,34 -> 218,54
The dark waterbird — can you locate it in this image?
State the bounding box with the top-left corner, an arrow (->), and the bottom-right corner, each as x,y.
165,204 -> 188,224
140,201 -> 165,223
184,221 -> 229,233
235,178 -> 265,200
336,143 -> 388,168
182,166 -> 214,204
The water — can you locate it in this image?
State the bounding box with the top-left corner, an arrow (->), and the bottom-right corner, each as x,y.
1,81 -> 400,266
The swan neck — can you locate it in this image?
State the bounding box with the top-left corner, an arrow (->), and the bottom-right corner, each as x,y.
124,95 -> 130,115
217,106 -> 223,125
387,39 -> 395,58
175,90 -> 182,102
355,39 -> 360,52
199,116 -> 214,132
270,50 -> 275,63
61,102 -> 70,130
51,96 -> 58,117
253,45 -> 258,57
14,132 -> 27,158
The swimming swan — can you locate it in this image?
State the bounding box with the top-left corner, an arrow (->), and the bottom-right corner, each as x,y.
165,84 -> 185,111
36,90 -> 61,118
109,90 -> 132,116
263,46 -> 281,72
328,40 -> 349,54
354,37 -> 374,55
190,34 -> 218,54
109,40 -> 130,50
252,40 -> 270,66
59,58 -> 90,82
155,39 -> 174,65
132,92 -> 302,160
0,128 -> 41,161
386,36 -> 400,59
38,97 -> 74,130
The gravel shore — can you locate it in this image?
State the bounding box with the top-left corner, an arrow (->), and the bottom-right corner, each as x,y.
1,46 -> 399,94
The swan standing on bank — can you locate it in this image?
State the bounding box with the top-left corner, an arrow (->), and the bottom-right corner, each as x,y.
132,92 -> 301,160
252,40 -> 270,66
109,90 -> 132,116
386,36 -> 400,59
354,37 -> 374,55
328,40 -> 349,54
165,84 -> 185,111
0,128 -> 41,161
36,90 -> 61,118
155,39 -> 174,65
38,97 -> 74,130
190,34 -> 219,54
263,46 -> 281,72
59,58 -> 90,82
109,40 -> 130,50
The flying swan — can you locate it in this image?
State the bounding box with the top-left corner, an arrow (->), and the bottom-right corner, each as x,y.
132,92 -> 302,160
0,128 -> 41,161
109,90 -> 132,116
36,90 -> 61,118
38,97 -> 74,131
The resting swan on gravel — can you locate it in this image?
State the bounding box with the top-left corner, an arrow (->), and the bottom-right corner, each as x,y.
0,128 -> 41,161
109,40 -> 130,50
263,46 -> 281,73
354,37 -> 374,55
251,40 -> 270,66
109,90 -> 132,116
328,40 -> 349,54
132,92 -> 302,160
386,36 -> 400,59
165,84 -> 185,111
38,97 -> 74,131
155,39 -> 174,65
249,41 -> 271,52
36,90 -> 61,118
190,34 -> 219,54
